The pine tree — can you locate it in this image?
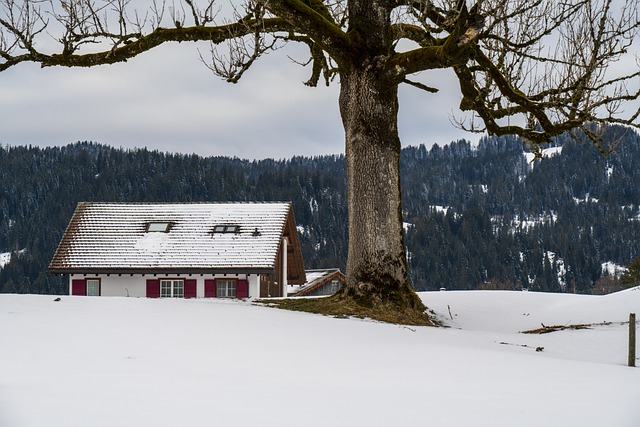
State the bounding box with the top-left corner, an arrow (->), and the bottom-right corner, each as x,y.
621,257 -> 640,288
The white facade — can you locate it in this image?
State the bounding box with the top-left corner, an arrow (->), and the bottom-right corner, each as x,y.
69,273 -> 261,299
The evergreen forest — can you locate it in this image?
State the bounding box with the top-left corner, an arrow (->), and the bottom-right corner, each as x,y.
1,125 -> 639,295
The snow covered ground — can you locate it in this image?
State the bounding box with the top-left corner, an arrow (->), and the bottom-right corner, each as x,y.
1,289 -> 639,427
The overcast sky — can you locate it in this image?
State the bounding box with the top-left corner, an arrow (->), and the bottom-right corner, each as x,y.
0,38 -> 476,160
1,2 -> 638,160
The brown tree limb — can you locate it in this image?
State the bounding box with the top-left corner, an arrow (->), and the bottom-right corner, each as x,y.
0,18 -> 292,70
263,0 -> 352,63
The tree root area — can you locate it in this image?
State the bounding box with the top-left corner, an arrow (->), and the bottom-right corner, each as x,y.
259,293 -> 440,327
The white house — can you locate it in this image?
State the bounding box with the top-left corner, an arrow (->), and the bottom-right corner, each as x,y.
49,202 -> 306,299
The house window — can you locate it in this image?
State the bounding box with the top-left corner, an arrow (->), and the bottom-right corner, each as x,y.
160,280 -> 184,298
147,222 -> 172,232
86,279 -> 100,296
213,224 -> 239,234
216,279 -> 237,298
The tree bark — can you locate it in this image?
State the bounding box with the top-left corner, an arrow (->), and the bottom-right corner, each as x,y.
331,0 -> 424,312
336,60 -> 424,311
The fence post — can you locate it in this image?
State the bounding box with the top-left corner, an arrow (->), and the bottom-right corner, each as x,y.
630,313 -> 636,368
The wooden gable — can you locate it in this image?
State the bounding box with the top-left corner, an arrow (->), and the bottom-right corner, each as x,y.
283,209 -> 306,285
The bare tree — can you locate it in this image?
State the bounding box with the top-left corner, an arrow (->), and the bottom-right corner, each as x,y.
2,0 -> 639,320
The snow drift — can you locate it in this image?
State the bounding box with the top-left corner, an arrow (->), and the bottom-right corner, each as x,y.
1,289 -> 639,427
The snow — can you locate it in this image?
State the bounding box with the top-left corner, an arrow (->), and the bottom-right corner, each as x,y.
50,202 -> 291,271
544,251 -> 567,290
602,261 -> 627,277
524,146 -> 563,165
134,231 -> 171,252
0,249 -> 25,268
1,290 -> 639,427
573,194 -> 599,204
606,165 -> 614,182
510,212 -> 557,231
430,205 -> 450,215
0,252 -> 10,268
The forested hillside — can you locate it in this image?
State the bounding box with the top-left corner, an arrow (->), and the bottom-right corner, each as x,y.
1,125 -> 639,294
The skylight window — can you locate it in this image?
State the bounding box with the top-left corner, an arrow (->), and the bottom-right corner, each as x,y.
213,224 -> 239,234
147,222 -> 172,232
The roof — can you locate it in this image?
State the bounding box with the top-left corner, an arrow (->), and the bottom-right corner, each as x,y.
288,269 -> 345,296
49,202 -> 303,275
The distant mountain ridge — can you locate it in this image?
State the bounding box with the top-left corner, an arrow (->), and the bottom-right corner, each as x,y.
1,125 -> 639,294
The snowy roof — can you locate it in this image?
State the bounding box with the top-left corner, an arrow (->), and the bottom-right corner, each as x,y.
49,202 -> 299,274
287,269 -> 345,296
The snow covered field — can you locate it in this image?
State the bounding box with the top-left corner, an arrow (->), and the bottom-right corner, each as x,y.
1,289 -> 639,427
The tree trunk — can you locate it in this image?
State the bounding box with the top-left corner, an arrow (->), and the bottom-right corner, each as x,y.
337,62 -> 425,312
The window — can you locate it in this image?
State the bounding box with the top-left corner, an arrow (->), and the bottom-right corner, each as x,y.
212,224 -> 239,234
147,222 -> 172,232
216,279 -> 237,298
160,280 -> 184,298
87,279 -> 100,296
71,278 -> 100,296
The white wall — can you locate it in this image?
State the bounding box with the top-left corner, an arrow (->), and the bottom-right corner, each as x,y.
69,273 -> 262,299
248,275 -> 260,299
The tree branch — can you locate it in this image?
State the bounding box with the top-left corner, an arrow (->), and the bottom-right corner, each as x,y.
263,0 -> 352,62
0,17 -> 291,69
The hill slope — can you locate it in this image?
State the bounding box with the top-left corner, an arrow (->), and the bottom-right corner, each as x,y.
2,125 -> 640,294
1,290 -> 638,427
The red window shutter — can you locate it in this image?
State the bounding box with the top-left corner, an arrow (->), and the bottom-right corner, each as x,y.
237,279 -> 249,299
184,279 -> 197,298
204,279 -> 216,298
146,279 -> 160,298
71,279 -> 87,296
